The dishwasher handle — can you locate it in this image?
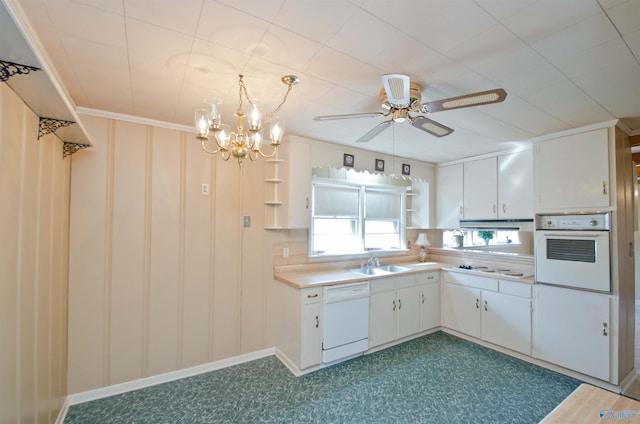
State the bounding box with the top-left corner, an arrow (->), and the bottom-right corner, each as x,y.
324,282 -> 370,303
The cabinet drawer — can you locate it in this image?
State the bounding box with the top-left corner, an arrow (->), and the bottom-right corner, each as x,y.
370,277 -> 396,294
421,272 -> 440,283
396,274 -> 418,289
444,271 -> 498,292
302,288 -> 321,304
499,280 -> 532,299
467,275 -> 498,291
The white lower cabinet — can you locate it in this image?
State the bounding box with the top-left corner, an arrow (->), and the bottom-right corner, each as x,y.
442,283 -> 481,338
274,284 -> 323,373
442,272 -> 532,355
481,289 -> 531,355
369,272 -> 438,349
420,272 -> 441,331
535,284 -> 610,381
301,296 -> 322,369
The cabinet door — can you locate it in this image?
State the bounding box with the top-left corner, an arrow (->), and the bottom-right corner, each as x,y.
463,157 -> 498,219
436,163 -> 463,229
481,291 -> 531,355
369,290 -> 397,348
442,283 -> 481,338
397,285 -> 420,339
497,150 -> 533,219
535,128 -> 610,210
536,285 -> 610,381
420,282 -> 441,331
301,302 -> 322,369
286,140 -> 311,228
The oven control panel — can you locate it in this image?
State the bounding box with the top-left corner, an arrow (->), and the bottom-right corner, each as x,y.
536,213 -> 610,230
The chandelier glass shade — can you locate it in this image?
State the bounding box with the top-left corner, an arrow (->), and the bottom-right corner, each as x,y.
194,74 -> 299,164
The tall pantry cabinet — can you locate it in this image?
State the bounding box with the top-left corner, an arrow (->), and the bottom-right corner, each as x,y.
533,124 -> 635,386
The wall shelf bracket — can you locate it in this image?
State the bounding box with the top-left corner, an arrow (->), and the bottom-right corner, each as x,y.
38,117 -> 74,139
62,141 -> 89,158
0,59 -> 40,82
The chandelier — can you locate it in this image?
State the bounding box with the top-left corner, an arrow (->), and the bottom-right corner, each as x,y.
194,74 -> 299,164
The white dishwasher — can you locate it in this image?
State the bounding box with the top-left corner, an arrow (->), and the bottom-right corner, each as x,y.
322,281 -> 370,364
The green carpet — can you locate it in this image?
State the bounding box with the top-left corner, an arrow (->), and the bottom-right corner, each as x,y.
64,332 -> 580,423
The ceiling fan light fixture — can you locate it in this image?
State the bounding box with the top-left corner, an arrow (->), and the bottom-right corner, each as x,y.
393,109 -> 408,122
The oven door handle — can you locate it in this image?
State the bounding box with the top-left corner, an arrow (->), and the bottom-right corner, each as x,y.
539,232 -> 606,238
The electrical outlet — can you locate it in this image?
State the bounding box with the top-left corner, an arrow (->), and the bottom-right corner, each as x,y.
201,184 -> 209,195
243,216 -> 251,227
283,247 -> 289,258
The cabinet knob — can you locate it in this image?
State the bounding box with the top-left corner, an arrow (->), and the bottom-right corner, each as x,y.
398,299 -> 402,310
306,197 -> 309,209
475,298 -> 479,309
392,300 -> 396,311
492,204 -> 496,214
307,293 -> 318,299
315,315 -> 319,328
602,181 -> 608,195
459,205 -> 463,216
502,203 -> 506,214
422,294 -> 425,304
484,300 -> 488,311
603,322 -> 608,336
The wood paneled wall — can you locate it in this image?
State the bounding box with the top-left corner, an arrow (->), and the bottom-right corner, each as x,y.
67,115 -> 276,393
0,85 -> 70,421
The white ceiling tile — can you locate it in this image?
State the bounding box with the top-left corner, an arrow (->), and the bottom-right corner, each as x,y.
124,0 -> 204,36
448,24 -> 549,85
126,19 -> 193,63
626,29 -> 640,60
215,0 -> 285,22
552,38 -> 637,78
532,12 -> 619,64
473,0 -> 538,21
250,25 -> 323,72
43,0 -> 127,49
603,0 -> 640,35
500,64 -> 567,96
503,0 -> 603,45
70,0 -> 124,14
482,95 -> 572,135
195,1 -> 270,56
326,10 -> 405,68
273,1 -> 358,44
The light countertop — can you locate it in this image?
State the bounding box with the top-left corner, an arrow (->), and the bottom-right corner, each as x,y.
274,262 -> 442,289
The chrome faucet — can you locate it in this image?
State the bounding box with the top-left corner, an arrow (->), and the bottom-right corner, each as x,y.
365,257 -> 380,267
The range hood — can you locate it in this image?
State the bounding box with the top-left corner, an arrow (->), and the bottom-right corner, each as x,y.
459,219 -> 534,231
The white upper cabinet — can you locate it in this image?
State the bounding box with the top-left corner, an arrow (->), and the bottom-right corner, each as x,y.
464,157 -> 498,220
462,150 -> 533,220
264,138 -> 311,229
436,163 -> 463,229
497,151 -> 534,219
534,128 -> 610,211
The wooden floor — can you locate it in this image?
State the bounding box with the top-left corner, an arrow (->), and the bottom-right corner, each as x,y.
542,384 -> 640,423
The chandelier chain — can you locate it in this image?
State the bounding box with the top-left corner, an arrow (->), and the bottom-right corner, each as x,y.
237,74 -> 294,122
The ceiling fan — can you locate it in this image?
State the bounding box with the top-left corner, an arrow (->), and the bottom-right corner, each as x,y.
314,74 -> 507,143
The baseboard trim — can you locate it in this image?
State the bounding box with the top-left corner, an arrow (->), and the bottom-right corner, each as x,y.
67,347 -> 275,406
55,397 -> 70,424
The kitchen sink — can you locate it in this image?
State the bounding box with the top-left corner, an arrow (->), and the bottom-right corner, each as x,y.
349,265 -> 409,275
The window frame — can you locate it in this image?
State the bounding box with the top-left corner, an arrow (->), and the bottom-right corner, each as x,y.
309,178 -> 407,257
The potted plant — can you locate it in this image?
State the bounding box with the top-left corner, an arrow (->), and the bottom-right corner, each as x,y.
478,230 -> 494,245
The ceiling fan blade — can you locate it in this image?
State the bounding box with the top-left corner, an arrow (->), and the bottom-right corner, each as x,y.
411,116 -> 454,138
421,88 -> 507,113
381,74 -> 411,108
355,120 -> 393,143
314,112 -> 385,121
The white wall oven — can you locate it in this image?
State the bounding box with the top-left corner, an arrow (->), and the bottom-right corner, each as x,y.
535,213 -> 611,293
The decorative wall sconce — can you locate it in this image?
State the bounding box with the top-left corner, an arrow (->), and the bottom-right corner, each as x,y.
194,74 -> 299,164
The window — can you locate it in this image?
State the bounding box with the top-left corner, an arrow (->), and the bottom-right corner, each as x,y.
443,229 -> 521,248
310,179 -> 405,256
